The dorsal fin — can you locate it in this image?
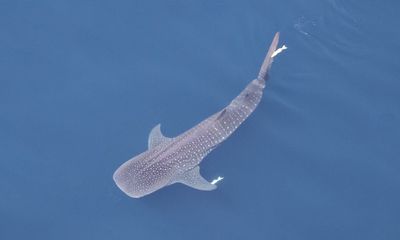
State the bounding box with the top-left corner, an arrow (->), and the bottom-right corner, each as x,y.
216,109 -> 227,121
148,124 -> 173,149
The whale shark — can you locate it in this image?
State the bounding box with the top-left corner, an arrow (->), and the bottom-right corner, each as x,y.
113,32 -> 282,198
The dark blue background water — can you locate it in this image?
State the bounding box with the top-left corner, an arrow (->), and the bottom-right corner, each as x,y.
1,0 -> 399,239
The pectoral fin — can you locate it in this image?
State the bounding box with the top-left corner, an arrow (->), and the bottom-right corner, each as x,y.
170,166 -> 217,191
148,124 -> 173,149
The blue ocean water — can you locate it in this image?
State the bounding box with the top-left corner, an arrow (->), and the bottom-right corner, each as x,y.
1,0 -> 399,239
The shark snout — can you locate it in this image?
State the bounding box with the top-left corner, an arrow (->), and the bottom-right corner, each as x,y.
113,165 -> 151,198
113,167 -> 138,198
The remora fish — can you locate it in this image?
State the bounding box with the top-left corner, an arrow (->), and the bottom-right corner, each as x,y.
113,32 -> 281,198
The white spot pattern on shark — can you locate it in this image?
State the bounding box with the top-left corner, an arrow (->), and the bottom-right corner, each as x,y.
113,32 -> 282,198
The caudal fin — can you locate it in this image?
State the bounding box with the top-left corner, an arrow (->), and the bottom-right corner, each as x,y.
257,32 -> 280,82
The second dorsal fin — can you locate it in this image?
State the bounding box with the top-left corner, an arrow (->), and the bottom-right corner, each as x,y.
216,109 -> 227,121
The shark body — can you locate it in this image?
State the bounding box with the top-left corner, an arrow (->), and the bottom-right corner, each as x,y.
113,32 -> 280,198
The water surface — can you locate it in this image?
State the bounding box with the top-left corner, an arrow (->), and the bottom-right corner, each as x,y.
1,0 -> 399,239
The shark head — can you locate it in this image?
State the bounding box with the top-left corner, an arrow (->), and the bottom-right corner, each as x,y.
112,152 -> 170,198
113,167 -> 146,198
